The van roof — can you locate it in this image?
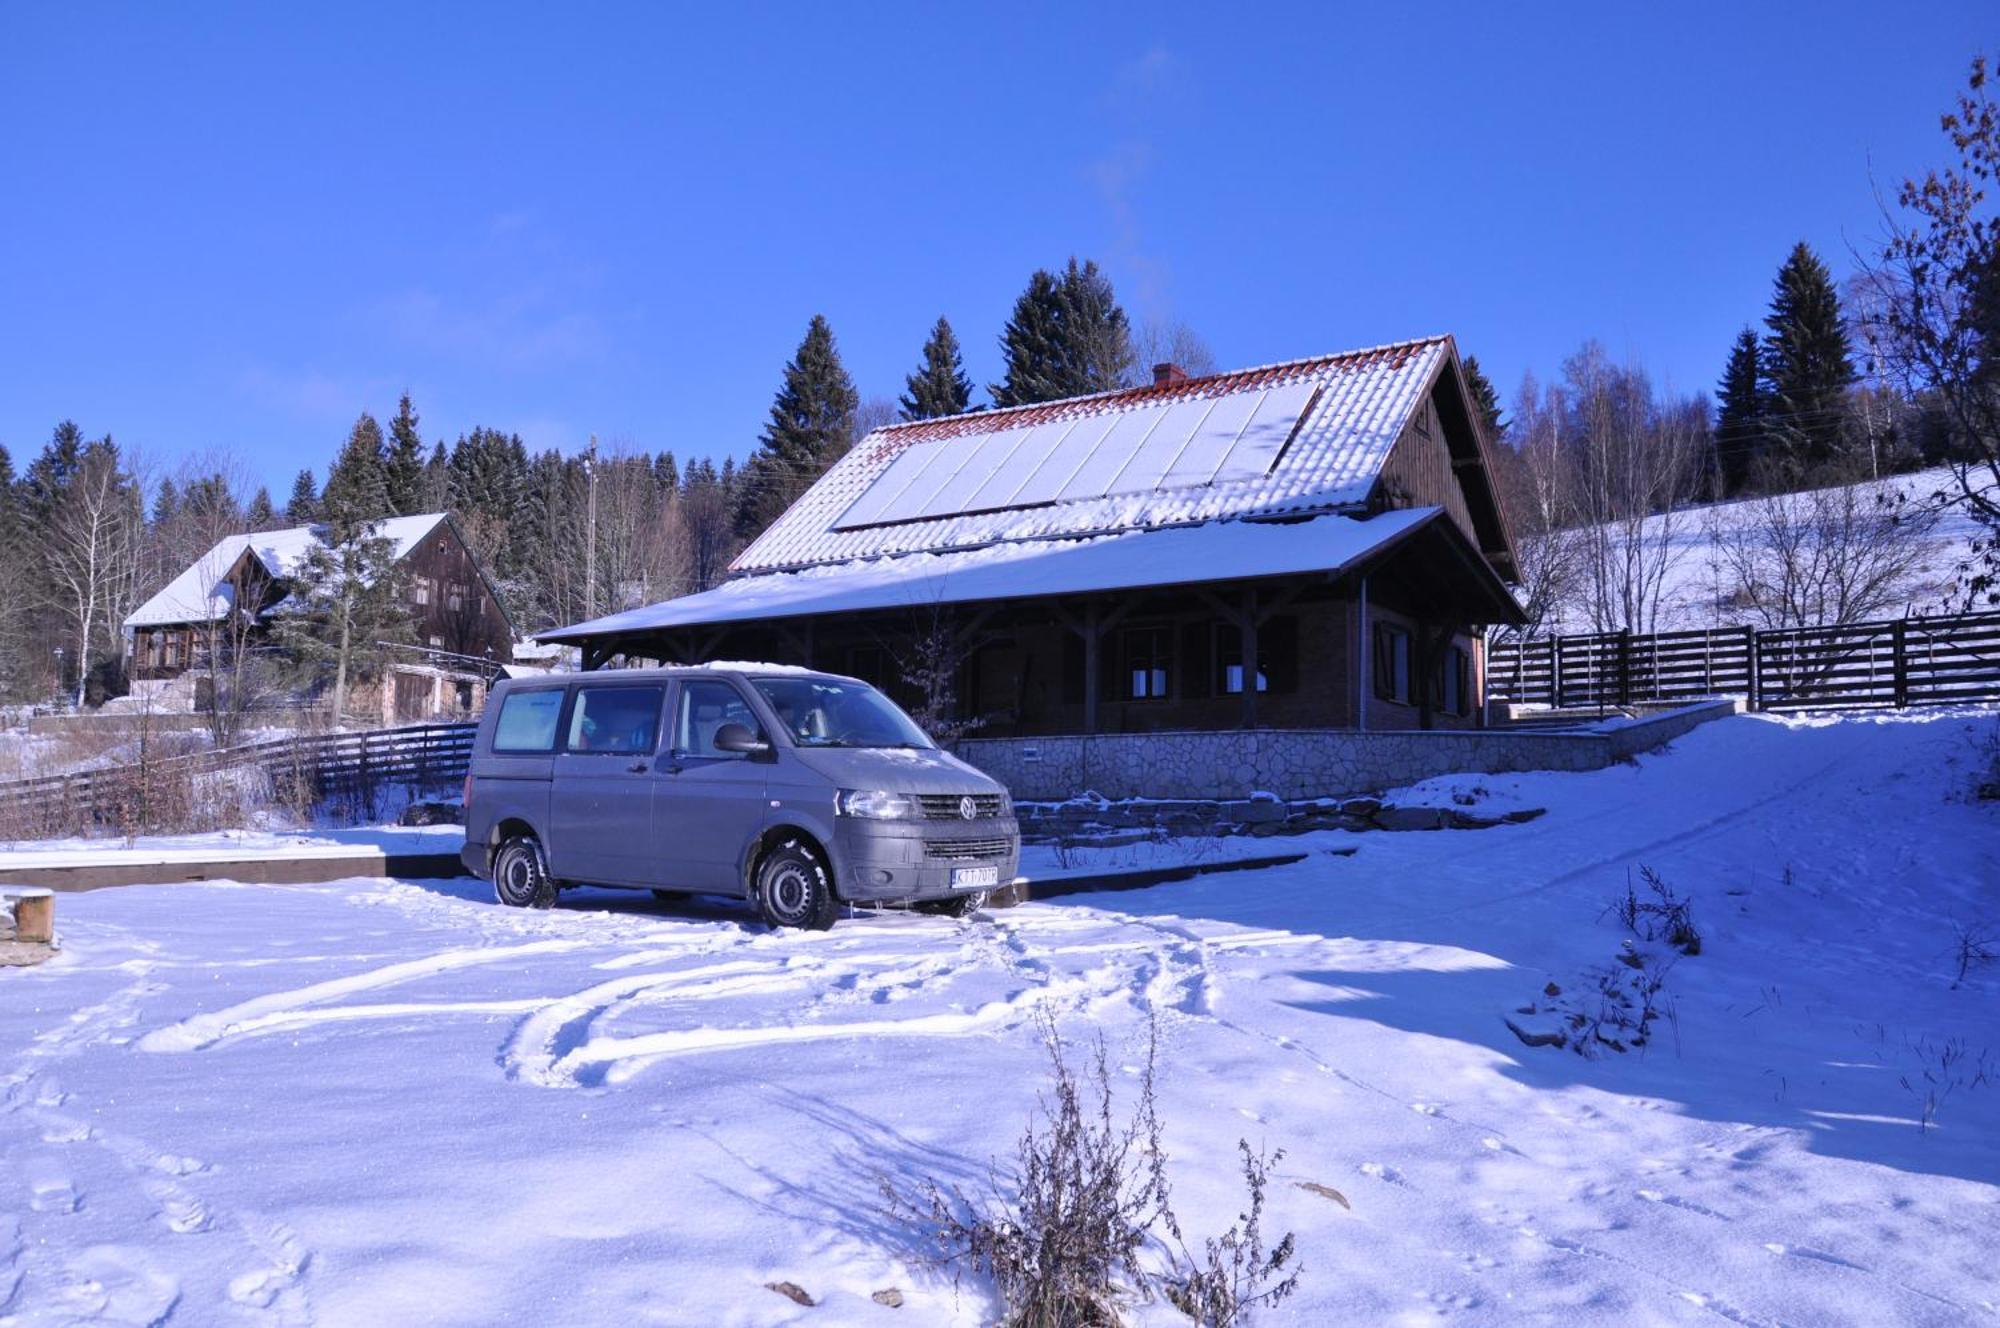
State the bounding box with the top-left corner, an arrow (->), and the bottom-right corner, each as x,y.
498,661 -> 860,687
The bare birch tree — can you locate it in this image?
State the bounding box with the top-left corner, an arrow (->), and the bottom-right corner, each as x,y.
42,439 -> 144,705
1561,345 -> 1707,633
1707,465 -> 1943,630
1492,372 -> 1585,639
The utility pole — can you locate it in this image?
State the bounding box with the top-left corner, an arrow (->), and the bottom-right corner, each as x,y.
584,434 -> 598,621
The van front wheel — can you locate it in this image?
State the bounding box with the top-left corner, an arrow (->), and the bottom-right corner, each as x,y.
755,841 -> 839,931
493,835 -> 559,910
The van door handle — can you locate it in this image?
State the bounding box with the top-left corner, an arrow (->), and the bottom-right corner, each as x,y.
626,760 -> 649,773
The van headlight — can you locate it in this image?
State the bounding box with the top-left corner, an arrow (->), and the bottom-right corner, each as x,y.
836,789 -> 917,819
996,788 -> 1013,816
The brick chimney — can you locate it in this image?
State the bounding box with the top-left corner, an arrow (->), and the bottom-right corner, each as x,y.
1152,362 -> 1189,387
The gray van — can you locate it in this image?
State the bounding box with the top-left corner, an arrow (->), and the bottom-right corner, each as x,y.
459,665 -> 1022,930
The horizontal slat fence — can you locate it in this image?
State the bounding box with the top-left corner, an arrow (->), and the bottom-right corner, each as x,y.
0,722 -> 476,836
1490,611 -> 2000,714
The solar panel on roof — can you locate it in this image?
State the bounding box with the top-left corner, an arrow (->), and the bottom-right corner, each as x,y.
1001,415 -> 1119,507
1158,390 -> 1265,487
913,423 -> 1039,520
1103,395 -> 1221,497
1211,379 -> 1320,484
831,438 -> 951,529
831,376 -> 1323,532
1054,403 -> 1170,502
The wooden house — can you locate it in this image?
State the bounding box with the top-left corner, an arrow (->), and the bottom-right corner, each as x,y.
542,336 -> 1522,734
124,512 -> 515,724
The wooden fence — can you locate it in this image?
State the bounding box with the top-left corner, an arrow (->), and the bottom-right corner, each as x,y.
1489,611 -> 2000,713
0,721 -> 476,837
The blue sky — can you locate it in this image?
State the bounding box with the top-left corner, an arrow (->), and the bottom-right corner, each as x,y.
0,3 -> 1989,495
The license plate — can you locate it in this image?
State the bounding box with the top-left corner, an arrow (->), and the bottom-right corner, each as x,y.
951,866 -> 999,890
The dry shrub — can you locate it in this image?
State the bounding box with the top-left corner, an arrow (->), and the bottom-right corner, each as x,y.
885,1014 -> 1299,1327
1612,865 -> 1701,955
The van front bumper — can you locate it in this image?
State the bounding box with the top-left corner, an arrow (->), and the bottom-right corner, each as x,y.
833,817 -> 1021,903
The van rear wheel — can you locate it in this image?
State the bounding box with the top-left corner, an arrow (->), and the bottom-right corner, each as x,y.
493,835 -> 558,910
754,841 -> 839,931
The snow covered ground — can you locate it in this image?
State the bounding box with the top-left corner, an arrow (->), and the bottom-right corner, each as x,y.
2,710 -> 1997,1325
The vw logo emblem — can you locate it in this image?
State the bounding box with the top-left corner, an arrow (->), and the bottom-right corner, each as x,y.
959,795 -> 977,820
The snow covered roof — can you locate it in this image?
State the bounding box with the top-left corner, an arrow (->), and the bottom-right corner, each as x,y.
544,508 -> 1452,641
125,513 -> 449,629
734,336 -> 1458,574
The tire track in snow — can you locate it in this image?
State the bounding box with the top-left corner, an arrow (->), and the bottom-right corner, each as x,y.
138,938 -> 593,1052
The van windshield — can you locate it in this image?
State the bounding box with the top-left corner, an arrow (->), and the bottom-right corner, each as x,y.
750,676 -> 935,750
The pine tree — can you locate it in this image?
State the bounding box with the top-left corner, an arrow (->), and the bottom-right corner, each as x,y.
1714,328 -> 1767,492
321,413 -> 390,522
899,316 -> 974,420
384,394 -> 427,515
284,441 -> 409,725
1461,355 -> 1505,439
152,478 -> 181,527
285,469 -> 319,523
0,445 -> 24,699
245,486 -> 277,529
446,427 -> 530,578
1058,258 -> 1134,394
1762,242 -> 1856,468
422,441 -> 451,511
0,446 -> 17,555
734,315 -> 859,538
653,450 -> 680,495
991,270 -> 1065,408
22,420 -> 85,533
991,258 -> 1134,406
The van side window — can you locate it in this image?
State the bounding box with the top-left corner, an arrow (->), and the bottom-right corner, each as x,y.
565,686 -> 664,755
675,680 -> 760,758
493,689 -> 564,753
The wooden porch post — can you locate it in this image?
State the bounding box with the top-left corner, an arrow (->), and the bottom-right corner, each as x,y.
1082,603 -> 1101,735
1240,587 -> 1259,729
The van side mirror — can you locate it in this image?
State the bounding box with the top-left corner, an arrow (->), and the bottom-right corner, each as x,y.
713,722 -> 770,755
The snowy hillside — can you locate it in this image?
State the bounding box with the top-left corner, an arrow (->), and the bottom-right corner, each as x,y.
2,709 -> 1997,1324
1540,468 -> 1988,635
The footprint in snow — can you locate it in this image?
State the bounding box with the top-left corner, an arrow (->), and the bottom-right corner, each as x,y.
145,1179 -> 212,1235
1764,1243 -> 1868,1272
1236,1107 -> 1265,1124
1637,1189 -> 1732,1221
150,1153 -> 209,1177
1360,1161 -> 1411,1188
1410,1101 -> 1443,1117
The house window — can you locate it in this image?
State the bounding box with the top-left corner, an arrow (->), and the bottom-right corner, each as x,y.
1433,644 -> 1471,716
1371,622 -> 1412,704
447,582 -> 466,612
429,635 -> 444,648
412,577 -> 432,607
1214,624 -> 1268,695
1122,626 -> 1172,700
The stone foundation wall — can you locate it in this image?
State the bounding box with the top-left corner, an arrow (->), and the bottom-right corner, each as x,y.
954,699 -> 1742,801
